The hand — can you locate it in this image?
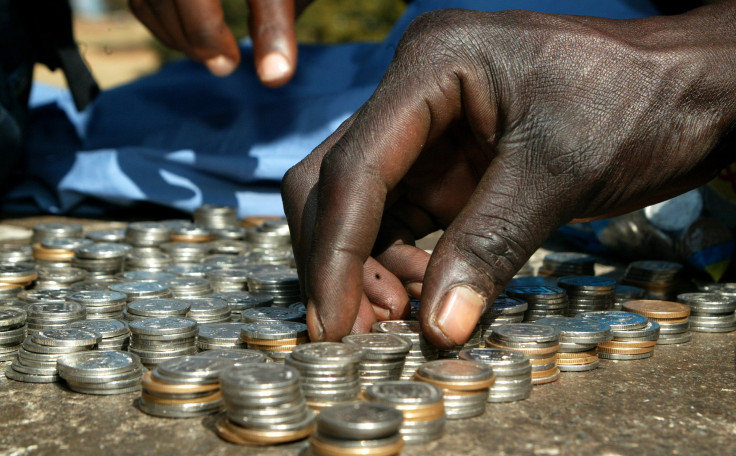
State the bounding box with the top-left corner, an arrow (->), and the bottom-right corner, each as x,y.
282,6 -> 736,347
129,0 -> 311,86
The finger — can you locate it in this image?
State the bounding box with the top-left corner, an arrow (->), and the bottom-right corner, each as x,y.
351,294 -> 379,334
129,0 -> 180,50
362,257 -> 410,321
247,0 -> 297,87
375,244 -> 430,299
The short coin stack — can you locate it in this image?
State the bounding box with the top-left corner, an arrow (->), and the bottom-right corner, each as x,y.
413,359 -> 495,419
160,242 -> 211,263
124,298 -> 191,321
0,308 -> 27,361
285,342 -> 364,410
125,222 -> 172,247
372,321 -> 438,380
217,364 -> 315,445
26,302 -> 85,331
578,311 -> 657,360
459,348 -> 532,402
240,321 -> 309,362
622,260 -> 683,300
623,300 -> 691,345
246,270 -> 301,307
33,239 -> 90,267
194,205 -> 238,228
205,269 -> 250,293
164,277 -> 213,298
504,285 -> 569,321
72,243 -> 130,279
32,223 -> 83,244
309,402 -> 404,456
477,295 -> 527,342
557,276 -> 616,316
138,356 -> 233,417
537,316 -> 612,372
363,381 -> 445,444
34,267 -> 86,290
614,285 -> 646,310
68,319 -> 130,350
199,348 -> 269,365
486,323 -> 561,384
66,290 -> 127,320
58,350 -> 143,395
539,252 -> 596,277
128,317 -> 198,367
197,323 -> 248,350
678,292 -> 736,333
342,333 -> 412,389
210,291 -> 274,320
0,264 -> 38,288
185,298 -> 231,323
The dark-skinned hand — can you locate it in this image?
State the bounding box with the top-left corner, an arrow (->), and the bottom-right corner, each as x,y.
282,3 -> 736,348
129,0 -> 311,86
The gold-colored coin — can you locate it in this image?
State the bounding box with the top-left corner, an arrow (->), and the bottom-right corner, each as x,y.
557,349 -> 598,359
240,216 -> 283,228
531,366 -> 560,379
623,300 -> 690,319
599,340 -> 657,349
309,434 -> 404,456
216,416 -> 314,446
597,345 -> 654,355
413,372 -> 496,391
141,371 -> 220,395
141,390 -> 222,405
529,355 -> 558,366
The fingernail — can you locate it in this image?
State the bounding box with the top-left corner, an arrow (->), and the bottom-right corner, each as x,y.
205,55 -> 237,77
306,300 -> 325,342
406,281 -> 423,298
258,52 -> 290,84
371,305 -> 390,321
435,286 -> 485,346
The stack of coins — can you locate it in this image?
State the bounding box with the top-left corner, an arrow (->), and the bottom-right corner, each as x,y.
26,302 -> 85,331
128,317 -> 198,367
309,402 -> 403,456
164,277 -> 212,298
34,267 -> 86,290
342,333 -> 412,389
7,328 -> 99,383
678,292 -> 736,333
203,254 -> 248,269
437,326 -> 483,359
109,282 -> 172,302
72,243 -> 130,279
209,239 -> 248,255
372,321 -> 438,380
478,295 -> 528,342
557,276 -> 616,316
413,359 -> 495,419
0,264 -> 37,288
138,356 -> 233,418
124,249 -> 173,272
614,285 -> 646,310
125,222 -> 172,247
622,260 -> 683,300
194,205 -> 238,228
537,316 -> 612,371
199,348 -> 269,365
623,300 -> 691,345
206,269 -> 249,292
185,297 -> 231,323
363,381 -> 445,444
459,348 -> 532,402
0,308 -> 27,361
211,226 -> 247,241
504,285 -> 569,321
578,311 -> 657,360
0,243 -> 33,264
67,290 -> 127,320
124,298 -> 191,322
197,323 -> 248,350
486,323 -> 561,384
119,271 -> 176,283
539,252 -> 596,277
210,291 -> 274,320
245,228 -> 291,250
85,229 -> 126,243
246,270 -> 301,306
241,306 -> 305,324
240,321 -> 308,362
216,364 -> 315,445
170,226 -> 215,243
285,343 -> 364,410
58,350 -> 143,395
68,319 -> 130,350
160,242 -> 211,264
32,223 -> 83,244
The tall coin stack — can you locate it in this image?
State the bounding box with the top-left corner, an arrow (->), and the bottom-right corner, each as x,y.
109,282 -> 172,302
537,316 -> 612,372
197,323 -> 248,350
194,205 -> 238,229
557,276 -> 616,316
413,359 -> 495,419
486,323 -> 561,384
459,348 -> 532,402
363,381 -> 445,444
124,298 -> 191,322
372,321 -> 438,380
478,295 -> 528,342
621,260 -> 683,300
217,364 -> 315,445
72,243 -> 130,279
58,350 -> 143,395
309,402 -> 404,456
578,311 -> 657,360
246,270 -> 301,307
128,316 -> 198,367
678,292 -> 736,333
69,319 -> 130,350
342,333 -> 412,389
210,291 -> 274,320
623,300 -> 691,345
185,297 -> 231,323
504,285 -> 569,321
26,302 -> 85,330
240,321 -> 308,362
539,252 -> 596,277
614,285 -> 646,310
285,343 -> 364,410
0,308 -> 27,361
66,290 -> 127,320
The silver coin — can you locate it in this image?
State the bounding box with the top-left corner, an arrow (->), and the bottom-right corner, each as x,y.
557,360 -> 600,372
128,317 -> 197,336
31,328 -> 101,347
240,321 -> 308,340
136,397 -> 222,418
5,364 -> 59,383
241,307 -> 304,323
317,401 -> 403,440
291,342 -> 364,365
197,323 -> 244,342
342,333 -> 412,358
153,356 -> 234,384
598,351 -> 652,360
219,364 -> 300,391
611,320 -> 660,339
416,359 -> 494,383
0,308 -> 26,329
57,350 -> 140,377
491,323 -> 560,343
127,299 -> 191,317
365,380 -> 443,405
197,349 -> 268,365
68,319 -> 128,339
656,332 -> 692,344
536,316 -> 612,343
577,311 -> 649,330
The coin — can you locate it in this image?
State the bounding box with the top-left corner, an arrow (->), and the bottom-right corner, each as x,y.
318,402 -> 403,440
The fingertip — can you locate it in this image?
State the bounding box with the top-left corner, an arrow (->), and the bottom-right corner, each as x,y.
428,285 -> 486,347
257,52 -> 293,87
406,281 -> 422,298
205,55 -> 238,77
306,300 -> 325,342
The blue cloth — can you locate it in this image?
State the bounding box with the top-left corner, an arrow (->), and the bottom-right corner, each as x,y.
3,0 -> 659,217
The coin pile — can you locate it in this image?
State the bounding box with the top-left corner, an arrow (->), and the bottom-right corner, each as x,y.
309,402 -> 403,456
160,242 -> 211,263
578,311 -> 657,360
539,252 -> 596,277
240,321 -> 308,362
537,316 -> 612,371
678,292 -> 736,333
478,295 -> 528,342
69,319 -> 130,350
363,381 -> 445,444
241,306 -> 305,324
246,270 -> 300,306
217,364 -> 315,445
7,328 -> 100,383
205,268 -> 250,292
128,316 -> 198,367
67,290 -> 127,320
486,323 -> 561,384
210,291 -> 274,320
109,282 -> 172,302
459,348 -> 532,402
72,243 -> 130,279
614,284 -> 646,310
194,205 -> 238,228
86,228 -> 126,243
33,223 -> 83,244
623,300 -> 691,345
58,350 -> 143,395
163,277 -> 213,298
622,260 -> 683,300
124,249 -> 173,272
125,222 -> 172,247
504,285 -> 569,321
285,342 -> 364,409
0,308 -> 27,361
124,298 -> 191,321
342,333 -> 412,389
26,302 -> 85,330
413,359 -> 495,419
372,321 -> 438,380
138,356 -> 233,418
197,323 -> 248,350
170,226 -> 215,243
0,264 -> 37,288
557,276 -> 616,316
